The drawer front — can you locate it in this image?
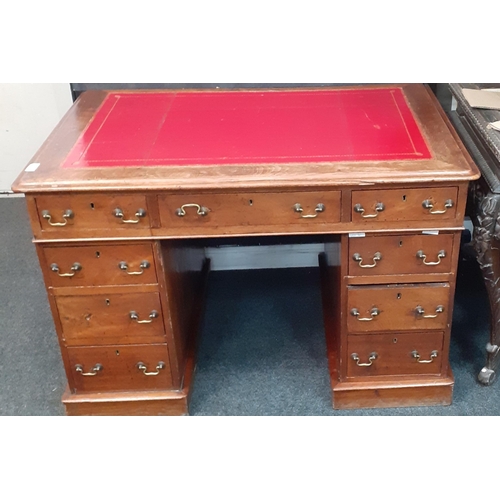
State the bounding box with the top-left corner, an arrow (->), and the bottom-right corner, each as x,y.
351,187 -> 458,222
67,344 -> 173,392
346,332 -> 444,377
158,191 -> 341,232
42,243 -> 157,288
35,194 -> 152,237
347,283 -> 450,332
56,292 -> 165,346
348,233 -> 455,276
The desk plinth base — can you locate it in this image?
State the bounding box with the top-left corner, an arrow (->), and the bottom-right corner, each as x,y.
62,388 -> 190,416
330,373 -> 454,410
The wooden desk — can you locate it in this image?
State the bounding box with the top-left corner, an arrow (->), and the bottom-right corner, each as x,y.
11,84 -> 479,414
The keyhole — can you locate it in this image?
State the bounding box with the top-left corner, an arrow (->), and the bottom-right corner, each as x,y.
90,202 -> 95,209
116,350 -> 120,356
397,293 -> 401,299
249,199 -> 253,206
95,251 -> 100,258
105,299 -> 110,306
402,195 -> 407,202
393,338 -> 398,343
399,240 -> 403,247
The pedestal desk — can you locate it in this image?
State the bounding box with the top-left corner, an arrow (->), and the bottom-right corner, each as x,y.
12,84 -> 479,415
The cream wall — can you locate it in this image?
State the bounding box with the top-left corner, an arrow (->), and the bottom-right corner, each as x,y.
0,83 -> 73,193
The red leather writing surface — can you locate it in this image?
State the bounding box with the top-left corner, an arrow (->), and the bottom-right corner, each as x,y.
63,88 -> 431,168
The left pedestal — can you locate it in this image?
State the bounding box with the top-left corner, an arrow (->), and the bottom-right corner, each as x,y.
27,193 -> 209,415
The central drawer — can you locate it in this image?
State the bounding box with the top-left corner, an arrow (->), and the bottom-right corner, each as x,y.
55,292 -> 166,346
158,190 -> 341,233
347,283 -> 450,332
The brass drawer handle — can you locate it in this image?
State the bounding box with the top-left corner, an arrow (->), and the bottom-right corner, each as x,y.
129,310 -> 159,323
422,199 -> 453,214
415,305 -> 444,318
351,352 -> 378,367
50,262 -> 82,277
411,350 -> 438,364
113,207 -> 146,223
75,363 -> 102,376
41,209 -> 74,226
352,252 -> 382,268
175,204 -> 210,217
293,203 -> 325,218
137,361 -> 166,376
416,250 -> 446,266
353,202 -> 385,218
119,260 -> 150,275
351,307 -> 380,321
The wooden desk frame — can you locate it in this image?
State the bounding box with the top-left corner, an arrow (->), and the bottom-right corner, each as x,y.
12,84 -> 480,415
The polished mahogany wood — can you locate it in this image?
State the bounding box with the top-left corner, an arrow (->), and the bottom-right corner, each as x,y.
156,241 -> 209,384
346,283 -> 450,332
347,233 -> 455,277
351,187 -> 459,223
332,372 -> 454,409
66,343 -> 173,392
346,331 -> 444,377
32,193 -> 153,239
55,292 -> 165,346
158,190 -> 341,234
41,243 -> 157,288
63,388 -> 189,416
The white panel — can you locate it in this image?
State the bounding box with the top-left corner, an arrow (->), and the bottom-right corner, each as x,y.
0,83 -> 73,193
205,242 -> 340,270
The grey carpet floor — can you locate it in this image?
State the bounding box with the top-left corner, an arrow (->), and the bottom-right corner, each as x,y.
1,197 -> 499,416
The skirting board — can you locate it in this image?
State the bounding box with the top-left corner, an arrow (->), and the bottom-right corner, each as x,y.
205,243 -> 340,271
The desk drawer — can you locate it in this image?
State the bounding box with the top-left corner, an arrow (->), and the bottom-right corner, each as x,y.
348,233 -> 455,277
34,194 -> 152,237
55,292 -> 165,346
67,344 -> 173,392
158,190 -> 341,233
351,187 -> 458,222
42,243 -> 157,288
347,283 -> 450,333
347,332 -> 444,377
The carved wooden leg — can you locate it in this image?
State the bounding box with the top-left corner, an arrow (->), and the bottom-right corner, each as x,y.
472,184 -> 500,385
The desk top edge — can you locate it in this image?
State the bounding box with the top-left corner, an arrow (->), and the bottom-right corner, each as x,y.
11,84 -> 480,193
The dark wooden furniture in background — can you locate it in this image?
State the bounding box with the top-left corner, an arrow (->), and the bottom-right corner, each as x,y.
448,83 -> 500,385
12,85 -> 479,414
